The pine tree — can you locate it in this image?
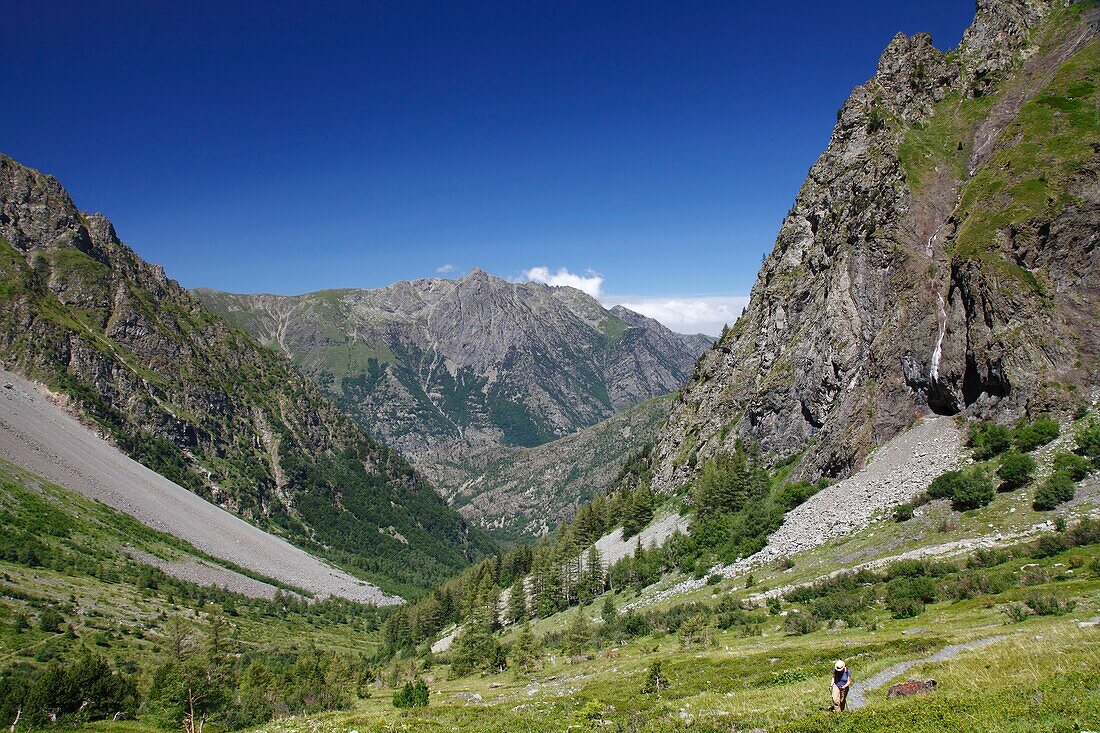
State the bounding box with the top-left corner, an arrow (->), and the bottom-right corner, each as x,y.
563,611 -> 591,658
601,595 -> 617,626
507,576 -> 527,625
622,485 -> 655,537
511,621 -> 544,674
581,546 -> 604,603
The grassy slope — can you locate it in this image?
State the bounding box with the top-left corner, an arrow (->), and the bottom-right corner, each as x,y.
0,459 -> 380,693
222,413 -> 1100,733
249,535 -> 1100,733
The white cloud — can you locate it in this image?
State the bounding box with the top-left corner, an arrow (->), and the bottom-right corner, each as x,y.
607,295 -> 750,336
436,263 -> 455,274
521,266 -> 604,298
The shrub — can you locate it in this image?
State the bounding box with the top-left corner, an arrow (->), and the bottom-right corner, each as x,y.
893,503 -> 915,522
641,661 -> 669,695
775,481 -> 821,511
38,609 -> 63,633
1014,417 -> 1060,452
1090,558 -> 1100,578
784,612 -> 818,635
1024,593 -> 1075,616
1052,452 -> 1092,481
392,679 -> 429,708
771,668 -> 810,685
706,573 -> 723,586
950,470 -> 995,511
1067,517 -> 1100,546
1031,533 -> 1068,559
1001,602 -> 1031,623
928,470 -> 966,500
888,597 -> 924,619
968,421 -> 1011,460
967,548 -> 1011,568
1019,565 -> 1052,586
996,451 -> 1035,491
953,571 -> 1009,599
1074,419 -> 1100,463
678,613 -> 712,649
927,469 -> 994,511
1033,473 -> 1076,511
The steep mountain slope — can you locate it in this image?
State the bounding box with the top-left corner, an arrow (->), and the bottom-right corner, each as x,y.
197,274 -> 709,495
452,393 -> 674,542
0,369 -> 399,603
0,154 -> 493,597
651,0 -> 1099,492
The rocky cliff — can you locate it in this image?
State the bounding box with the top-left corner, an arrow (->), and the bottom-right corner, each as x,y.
0,154 -> 493,596
197,274 -> 709,496
651,0 -> 1099,492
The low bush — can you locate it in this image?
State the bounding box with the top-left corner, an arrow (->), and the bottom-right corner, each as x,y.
967,548 -> 1012,569
1052,451 -> 1092,481
641,661 -> 669,695
1014,417 -> 1060,452
888,597 -> 924,619
953,570 -> 1010,599
392,679 -> 429,708
1033,473 -> 1076,511
893,503 -> 914,522
775,481 -> 822,511
1074,419 -> 1100,463
1031,533 -> 1068,559
927,469 -> 994,511
1019,565 -> 1052,586
785,612 -> 819,635
1067,517 -> 1100,546
968,420 -> 1011,460
1024,593 -> 1075,616
771,668 -> 810,685
996,451 -> 1035,491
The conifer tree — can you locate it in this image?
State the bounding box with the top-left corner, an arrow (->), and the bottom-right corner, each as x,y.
507,576 -> 527,624
511,621 -> 544,674
563,611 -> 591,658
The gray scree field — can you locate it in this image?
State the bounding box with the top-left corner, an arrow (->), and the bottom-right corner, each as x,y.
0,368 -> 401,605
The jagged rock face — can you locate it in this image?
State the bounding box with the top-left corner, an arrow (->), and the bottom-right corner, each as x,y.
0,155 -> 493,592
197,273 -> 710,493
651,0 -> 1098,492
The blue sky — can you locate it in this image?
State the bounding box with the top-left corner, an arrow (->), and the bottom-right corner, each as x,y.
1,2 -> 973,334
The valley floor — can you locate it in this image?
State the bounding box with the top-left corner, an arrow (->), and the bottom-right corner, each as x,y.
237,547 -> 1100,732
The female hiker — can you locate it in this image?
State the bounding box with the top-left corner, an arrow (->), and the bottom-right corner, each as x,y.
832,659 -> 851,712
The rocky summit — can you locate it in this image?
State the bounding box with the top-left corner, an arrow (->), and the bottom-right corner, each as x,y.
650,0 -> 1099,493
197,273 -> 710,501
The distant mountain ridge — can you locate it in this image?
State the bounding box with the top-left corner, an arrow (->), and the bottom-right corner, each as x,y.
0,154 -> 493,597
197,272 -> 711,500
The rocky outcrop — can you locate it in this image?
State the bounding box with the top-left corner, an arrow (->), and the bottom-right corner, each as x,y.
197,272 -> 710,499
887,679 -> 938,699
651,0 -> 1098,492
0,154 -> 493,594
